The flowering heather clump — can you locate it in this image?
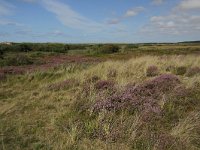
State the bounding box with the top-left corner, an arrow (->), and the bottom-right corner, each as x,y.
173,85 -> 189,98
146,66 -> 159,77
3,67 -> 24,75
48,78 -> 79,91
107,69 -> 117,78
144,74 -> 180,92
93,74 -> 181,117
186,67 -> 200,77
154,133 -> 186,150
94,80 -> 115,91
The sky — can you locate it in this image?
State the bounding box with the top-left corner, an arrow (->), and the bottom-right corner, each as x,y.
0,0 -> 200,43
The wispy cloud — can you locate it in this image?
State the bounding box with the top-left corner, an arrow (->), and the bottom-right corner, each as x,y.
0,20 -> 23,26
0,0 -> 140,42
41,0 -> 104,32
107,18 -> 121,25
0,1 -> 22,28
20,0 -> 38,3
107,7 -> 144,25
124,7 -> 144,17
152,0 -> 164,5
14,28 -> 69,38
0,31 -> 10,37
0,0 -> 14,16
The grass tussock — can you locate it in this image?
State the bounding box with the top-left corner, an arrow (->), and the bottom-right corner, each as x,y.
0,55 -> 200,150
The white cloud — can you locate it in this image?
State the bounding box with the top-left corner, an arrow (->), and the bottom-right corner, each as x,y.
124,7 -> 144,17
177,0 -> 200,10
107,6 -> 144,24
152,0 -> 164,5
141,13 -> 200,36
141,0 -> 200,38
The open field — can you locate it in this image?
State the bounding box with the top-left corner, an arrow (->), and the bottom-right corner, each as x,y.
1,43 -> 200,149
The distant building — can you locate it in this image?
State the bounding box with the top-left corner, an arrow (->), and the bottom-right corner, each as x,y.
1,42 -> 12,45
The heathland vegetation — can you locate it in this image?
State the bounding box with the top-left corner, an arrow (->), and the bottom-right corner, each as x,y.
0,43 -> 200,149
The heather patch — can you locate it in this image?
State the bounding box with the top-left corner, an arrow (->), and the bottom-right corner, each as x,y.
48,78 -> 79,91
93,74 -> 181,118
0,73 -> 6,81
1,67 -> 25,75
94,80 -> 115,91
186,67 -> 200,77
172,85 -> 189,98
154,133 -> 186,150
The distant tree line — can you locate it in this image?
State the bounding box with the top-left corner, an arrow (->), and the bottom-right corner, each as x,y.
0,43 -> 122,56
0,43 -> 88,53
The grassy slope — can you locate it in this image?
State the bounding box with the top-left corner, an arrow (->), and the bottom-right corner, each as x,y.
1,55 -> 200,150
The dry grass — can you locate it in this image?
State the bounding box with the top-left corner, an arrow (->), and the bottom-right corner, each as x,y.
0,55 -> 200,150
171,111 -> 200,149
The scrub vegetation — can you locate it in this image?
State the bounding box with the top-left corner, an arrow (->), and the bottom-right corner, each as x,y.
0,42 -> 200,150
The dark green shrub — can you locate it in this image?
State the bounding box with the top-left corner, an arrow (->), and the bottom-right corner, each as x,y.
99,45 -> 119,54
125,44 -> 139,49
5,54 -> 33,66
19,43 -> 32,52
0,48 -> 3,59
88,44 -> 120,55
175,66 -> 187,75
146,66 -> 159,77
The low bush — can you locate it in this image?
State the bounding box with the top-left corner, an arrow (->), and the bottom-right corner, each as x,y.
89,44 -> 120,55
100,45 -> 119,54
94,80 -> 115,91
175,66 -> 187,75
0,48 -> 3,59
3,54 -> 33,66
146,66 -> 159,77
166,65 -> 176,72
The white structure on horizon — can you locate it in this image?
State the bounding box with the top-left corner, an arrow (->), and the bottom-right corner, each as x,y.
1,42 -> 12,45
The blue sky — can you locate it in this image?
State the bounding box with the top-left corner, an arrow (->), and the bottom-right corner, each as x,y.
0,0 -> 200,43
